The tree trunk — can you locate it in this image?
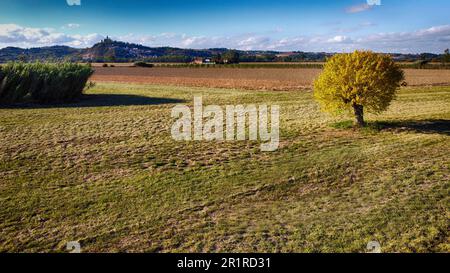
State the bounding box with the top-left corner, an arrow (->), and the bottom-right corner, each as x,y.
353,104 -> 365,127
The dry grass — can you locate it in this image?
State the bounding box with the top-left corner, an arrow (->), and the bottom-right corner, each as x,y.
0,82 -> 449,253
91,67 -> 450,91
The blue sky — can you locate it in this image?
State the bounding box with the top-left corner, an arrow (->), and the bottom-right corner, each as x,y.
0,0 -> 449,53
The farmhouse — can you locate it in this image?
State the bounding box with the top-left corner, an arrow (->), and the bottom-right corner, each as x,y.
192,57 -> 215,64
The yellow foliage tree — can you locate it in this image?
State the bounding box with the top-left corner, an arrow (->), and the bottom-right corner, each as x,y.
314,51 -> 405,127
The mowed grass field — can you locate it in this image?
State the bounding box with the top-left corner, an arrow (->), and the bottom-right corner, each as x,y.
0,82 -> 449,252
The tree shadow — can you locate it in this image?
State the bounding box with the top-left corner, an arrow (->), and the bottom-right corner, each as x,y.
0,94 -> 185,109
372,119 -> 450,136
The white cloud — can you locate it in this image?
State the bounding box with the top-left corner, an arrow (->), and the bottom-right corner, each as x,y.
327,36 -> 353,43
354,25 -> 450,53
63,23 -> 81,29
66,0 -> 81,6
332,22 -> 377,34
346,4 -> 373,13
0,24 -> 102,48
133,25 -> 450,53
1,23 -> 449,54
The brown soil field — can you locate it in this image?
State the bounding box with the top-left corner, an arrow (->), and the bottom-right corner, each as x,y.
91,67 -> 450,91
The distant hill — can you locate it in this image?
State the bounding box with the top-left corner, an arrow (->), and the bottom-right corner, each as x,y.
80,38 -> 236,62
0,38 -> 443,63
0,46 -> 82,63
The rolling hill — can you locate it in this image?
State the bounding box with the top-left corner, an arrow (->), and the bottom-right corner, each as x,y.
0,37 -> 442,63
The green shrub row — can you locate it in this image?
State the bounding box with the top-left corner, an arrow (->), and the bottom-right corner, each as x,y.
134,61 -> 154,68
398,62 -> 450,69
153,63 -> 325,69
0,62 -> 94,104
152,62 -> 450,69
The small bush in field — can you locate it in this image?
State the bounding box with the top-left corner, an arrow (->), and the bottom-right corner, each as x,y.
0,62 -> 93,104
134,61 -> 154,68
102,63 -> 109,67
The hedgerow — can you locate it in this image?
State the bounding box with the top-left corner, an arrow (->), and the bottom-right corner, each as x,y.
0,62 -> 93,104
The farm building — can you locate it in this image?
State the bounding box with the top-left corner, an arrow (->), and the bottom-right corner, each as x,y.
192,57 -> 215,64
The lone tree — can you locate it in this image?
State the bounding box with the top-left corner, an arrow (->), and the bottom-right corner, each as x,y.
213,53 -> 224,64
314,50 -> 404,127
443,49 -> 450,63
223,50 -> 240,64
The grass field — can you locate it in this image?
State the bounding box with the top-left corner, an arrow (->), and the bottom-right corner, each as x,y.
0,82 -> 449,252
92,67 -> 450,91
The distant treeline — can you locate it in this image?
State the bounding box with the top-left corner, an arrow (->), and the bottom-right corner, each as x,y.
149,62 -> 450,69
89,53 -> 330,63
152,63 -> 325,69
398,62 -> 450,70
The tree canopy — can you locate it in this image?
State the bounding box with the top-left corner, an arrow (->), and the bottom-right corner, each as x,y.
223,50 -> 240,64
314,50 -> 405,126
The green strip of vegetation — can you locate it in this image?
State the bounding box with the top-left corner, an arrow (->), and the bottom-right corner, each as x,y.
153,63 -> 325,69
150,62 -> 450,69
0,62 -> 93,104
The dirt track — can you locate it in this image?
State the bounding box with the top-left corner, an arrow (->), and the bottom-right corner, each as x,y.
91,67 -> 450,91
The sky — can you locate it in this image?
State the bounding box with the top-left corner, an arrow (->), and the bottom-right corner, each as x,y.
0,0 -> 449,53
